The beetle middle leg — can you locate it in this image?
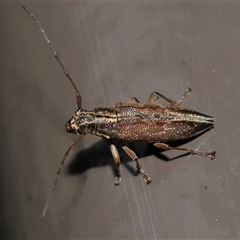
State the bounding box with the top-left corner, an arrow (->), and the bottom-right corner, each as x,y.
127,97 -> 140,103
109,141 -> 151,184
154,142 -> 216,160
109,143 -> 122,185
122,145 -> 151,184
148,87 -> 191,106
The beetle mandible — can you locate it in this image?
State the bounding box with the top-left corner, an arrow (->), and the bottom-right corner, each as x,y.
22,6 -> 216,221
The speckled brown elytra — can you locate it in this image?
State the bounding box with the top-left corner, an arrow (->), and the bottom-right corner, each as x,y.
23,6 -> 216,221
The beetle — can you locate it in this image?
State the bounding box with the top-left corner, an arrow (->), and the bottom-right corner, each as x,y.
22,6 -> 216,221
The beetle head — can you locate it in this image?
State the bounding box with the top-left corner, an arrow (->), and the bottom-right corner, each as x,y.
65,108 -> 95,135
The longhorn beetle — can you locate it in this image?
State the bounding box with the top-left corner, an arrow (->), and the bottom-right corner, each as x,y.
22,6 -> 216,221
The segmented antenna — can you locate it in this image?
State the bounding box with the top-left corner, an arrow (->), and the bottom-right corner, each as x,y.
22,6 -> 84,221
22,6 -> 82,108
40,136 -> 83,222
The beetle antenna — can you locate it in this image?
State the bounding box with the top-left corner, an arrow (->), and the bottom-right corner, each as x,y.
40,135 -> 83,222
22,6 -> 82,108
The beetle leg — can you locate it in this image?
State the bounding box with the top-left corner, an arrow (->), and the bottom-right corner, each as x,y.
122,146 -> 151,184
148,87 -> 191,106
127,97 -> 140,103
174,87 -> 191,106
148,92 -> 175,105
154,142 -> 216,160
109,143 -> 122,185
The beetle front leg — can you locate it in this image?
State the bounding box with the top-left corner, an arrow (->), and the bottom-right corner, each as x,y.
154,142 -> 216,160
148,87 -> 191,106
122,146 -> 151,184
127,97 -> 140,103
148,92 -> 176,105
109,144 -> 122,185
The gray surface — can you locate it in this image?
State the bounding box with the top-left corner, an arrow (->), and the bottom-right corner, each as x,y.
1,2 -> 240,239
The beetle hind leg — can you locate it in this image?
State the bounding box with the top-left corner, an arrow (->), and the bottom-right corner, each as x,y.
175,87 -> 191,106
154,142 -> 216,160
148,87 -> 191,106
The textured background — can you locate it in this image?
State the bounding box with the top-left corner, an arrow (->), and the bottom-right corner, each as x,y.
1,2 -> 240,239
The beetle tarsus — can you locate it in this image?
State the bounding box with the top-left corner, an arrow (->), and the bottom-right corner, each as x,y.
115,176 -> 121,185
199,150 -> 216,160
139,169 -> 152,184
